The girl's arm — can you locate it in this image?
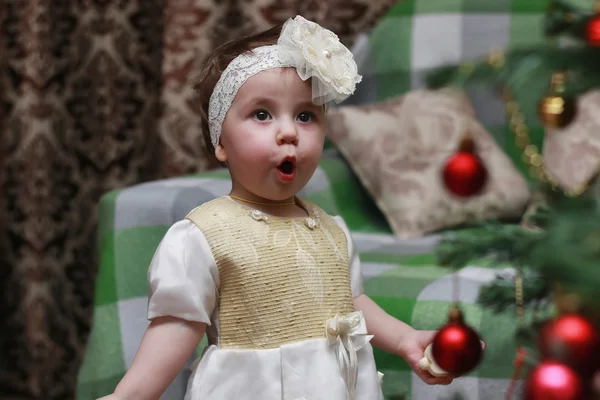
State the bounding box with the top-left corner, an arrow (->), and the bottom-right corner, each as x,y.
353,293 -> 414,354
353,293 -> 453,385
98,316 -> 206,400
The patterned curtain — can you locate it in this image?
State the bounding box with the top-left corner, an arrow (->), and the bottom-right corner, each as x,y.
0,0 -> 395,398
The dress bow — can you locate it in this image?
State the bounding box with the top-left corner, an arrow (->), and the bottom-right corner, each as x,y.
325,311 -> 373,400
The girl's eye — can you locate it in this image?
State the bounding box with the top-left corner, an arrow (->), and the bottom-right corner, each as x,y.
297,112 -> 313,123
253,110 -> 271,121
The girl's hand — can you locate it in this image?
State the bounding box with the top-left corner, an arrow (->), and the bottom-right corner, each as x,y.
397,329 -> 455,385
97,395 -> 123,400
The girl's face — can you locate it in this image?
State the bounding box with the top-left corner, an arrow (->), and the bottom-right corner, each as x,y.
215,68 -> 326,203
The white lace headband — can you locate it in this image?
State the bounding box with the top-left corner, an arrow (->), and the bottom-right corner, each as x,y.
208,15 -> 362,148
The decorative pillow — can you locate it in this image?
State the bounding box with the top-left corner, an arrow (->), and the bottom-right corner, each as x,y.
542,89 -> 600,194
327,89 -> 531,238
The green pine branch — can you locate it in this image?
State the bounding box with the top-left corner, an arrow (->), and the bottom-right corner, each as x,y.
544,0 -> 595,40
435,185 -> 600,313
478,276 -> 550,313
426,46 -> 600,97
530,209 -> 600,305
436,224 -> 543,271
426,1 -> 600,97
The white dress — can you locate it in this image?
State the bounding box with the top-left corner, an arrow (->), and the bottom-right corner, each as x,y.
146,197 -> 384,400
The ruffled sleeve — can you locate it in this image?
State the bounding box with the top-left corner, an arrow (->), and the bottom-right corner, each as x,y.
147,219 -> 220,324
332,216 -> 364,298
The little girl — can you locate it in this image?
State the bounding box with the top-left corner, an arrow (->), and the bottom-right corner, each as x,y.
100,16 -> 453,400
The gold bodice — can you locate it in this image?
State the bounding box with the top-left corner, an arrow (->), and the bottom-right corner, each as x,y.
186,197 -> 355,349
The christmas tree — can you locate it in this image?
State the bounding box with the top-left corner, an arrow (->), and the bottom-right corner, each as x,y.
423,1 -> 600,398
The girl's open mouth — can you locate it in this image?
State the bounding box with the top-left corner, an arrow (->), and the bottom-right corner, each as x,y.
276,158 -> 296,182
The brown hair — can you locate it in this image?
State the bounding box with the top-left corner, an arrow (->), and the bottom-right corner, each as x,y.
192,24 -> 284,157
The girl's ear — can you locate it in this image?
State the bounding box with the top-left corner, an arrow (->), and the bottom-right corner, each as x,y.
215,144 -> 227,163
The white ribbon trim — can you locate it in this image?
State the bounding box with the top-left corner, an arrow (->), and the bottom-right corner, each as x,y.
325,311 -> 373,400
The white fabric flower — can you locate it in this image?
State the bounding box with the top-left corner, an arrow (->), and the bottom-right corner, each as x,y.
278,16 -> 362,105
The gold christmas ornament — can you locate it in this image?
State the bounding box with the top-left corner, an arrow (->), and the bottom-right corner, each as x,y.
537,72 -> 577,129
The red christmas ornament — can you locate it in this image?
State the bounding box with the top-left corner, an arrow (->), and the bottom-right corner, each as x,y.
442,136 -> 488,197
586,15 -> 600,46
431,306 -> 484,375
525,361 -> 584,400
538,313 -> 600,378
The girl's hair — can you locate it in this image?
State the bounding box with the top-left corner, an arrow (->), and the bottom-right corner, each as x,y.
192,24 -> 284,156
